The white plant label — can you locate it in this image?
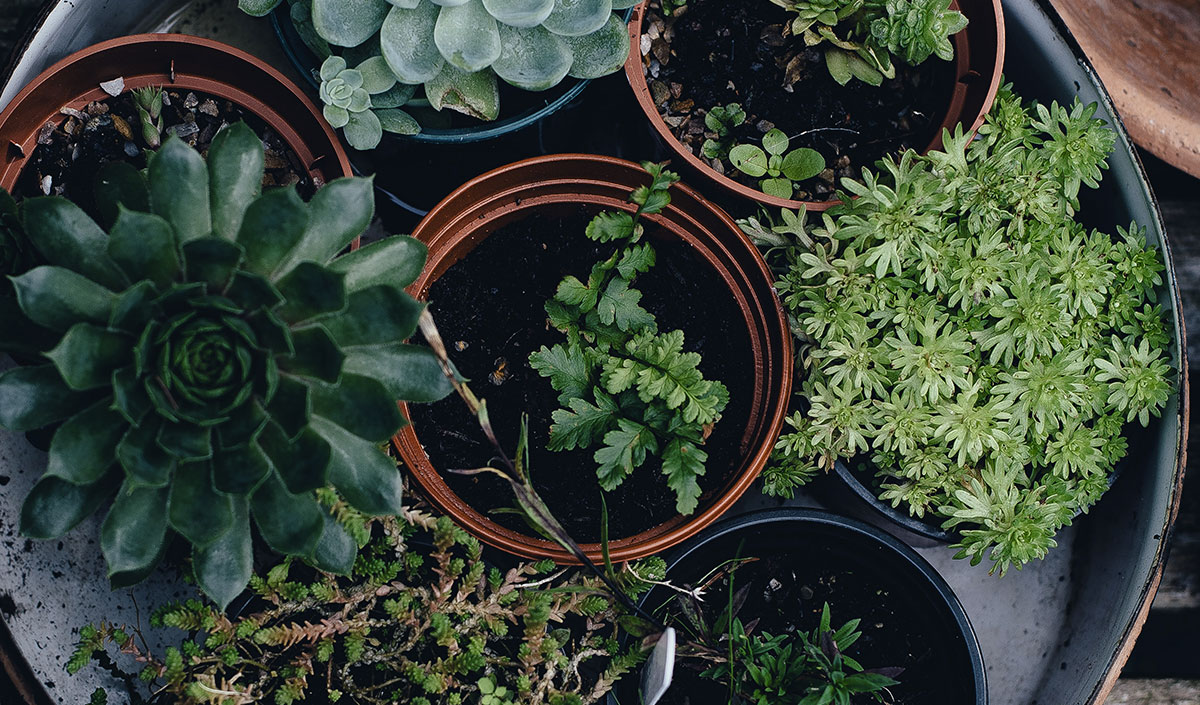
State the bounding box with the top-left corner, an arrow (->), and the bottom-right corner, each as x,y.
640,626 -> 676,705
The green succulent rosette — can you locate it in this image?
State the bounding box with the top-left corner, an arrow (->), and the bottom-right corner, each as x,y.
0,122 -> 452,609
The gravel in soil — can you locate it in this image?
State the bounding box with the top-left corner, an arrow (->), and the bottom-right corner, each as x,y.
640,0 -> 957,201
407,208 -> 757,543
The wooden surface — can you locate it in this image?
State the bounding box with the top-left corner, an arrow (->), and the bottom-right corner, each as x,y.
1050,0 -> 1200,179
0,0 -> 1198,702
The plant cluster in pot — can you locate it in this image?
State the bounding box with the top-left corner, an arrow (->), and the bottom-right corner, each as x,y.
744,83 -> 1179,572
392,154 -> 793,564
610,508 -> 986,705
626,0 -> 1004,211
240,0 -> 638,147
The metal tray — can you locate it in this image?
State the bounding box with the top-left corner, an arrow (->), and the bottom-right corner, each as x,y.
0,1 -> 1186,704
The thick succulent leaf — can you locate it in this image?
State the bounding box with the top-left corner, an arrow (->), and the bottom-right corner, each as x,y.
313,0 -> 390,46
323,284 -> 423,346
193,496 -> 252,611
216,402 -> 269,450
425,63 -> 500,120
343,343 -> 453,402
0,297 -> 57,358
343,109 -> 384,151
110,281 -> 158,336
266,374 -> 311,437
21,473 -> 115,539
542,0 -> 611,36
45,323 -> 131,390
208,122 -> 265,240
311,415 -> 403,514
564,12 -> 629,78
434,0 -> 502,72
251,470 -> 325,555
357,56 -> 399,93
0,364 -> 95,431
280,325 -> 344,382
107,209 -> 180,289
381,2 -> 446,84
117,419 -> 176,489
430,0 -> 470,5
168,462 -> 234,547
493,24 -> 572,90
328,235 -> 426,291
324,104 -> 351,129
259,421 -> 332,493
93,161 -> 150,230
274,262 -> 347,324
376,108 -> 421,135
182,237 -> 244,291
101,482 -> 170,589
158,422 -> 214,461
212,442 -> 273,494
148,137 -> 212,244
370,82 -> 417,108
11,266 -> 116,332
46,400 -> 125,485
226,272 -> 284,312
308,512 -> 356,574
238,187 -> 310,278
321,56 -> 348,80
293,1 -> 334,59
272,178 -> 374,279
388,0 -> 421,6
609,0 -> 638,8
311,374 -> 404,442
112,365 -> 152,424
239,0 -> 284,16
483,0 -> 554,27
20,197 -> 127,290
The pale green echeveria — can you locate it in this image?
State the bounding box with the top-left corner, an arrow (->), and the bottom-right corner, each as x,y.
0,123 -> 452,610
319,55 -> 419,150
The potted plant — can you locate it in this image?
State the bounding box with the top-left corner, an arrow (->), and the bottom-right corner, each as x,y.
624,0 -> 1004,210
611,508 -> 987,704
240,0 -> 637,147
392,154 -> 793,564
745,83 -> 1177,572
0,122 -> 455,610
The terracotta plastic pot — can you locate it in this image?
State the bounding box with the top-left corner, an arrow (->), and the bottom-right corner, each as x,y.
393,153 -> 793,564
0,33 -> 351,192
609,508 -> 987,704
624,0 -> 1005,212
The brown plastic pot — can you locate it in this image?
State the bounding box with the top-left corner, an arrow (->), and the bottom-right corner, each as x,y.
0,33 -> 351,192
624,0 -> 1005,212
392,153 -> 793,564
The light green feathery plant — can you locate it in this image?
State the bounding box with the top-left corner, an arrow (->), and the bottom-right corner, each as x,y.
0,122 -> 453,609
741,83 -> 1175,575
528,162 -> 730,514
68,504 -> 661,704
769,0 -> 968,86
240,0 -> 634,147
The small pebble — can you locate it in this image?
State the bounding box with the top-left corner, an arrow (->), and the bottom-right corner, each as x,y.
800,586 -> 814,600
198,99 -> 219,117
40,175 -> 51,196
167,121 -> 200,138
36,121 -> 55,145
111,114 -> 133,141
183,92 -> 199,109
123,142 -> 140,158
99,77 -> 124,97
455,341 -> 469,352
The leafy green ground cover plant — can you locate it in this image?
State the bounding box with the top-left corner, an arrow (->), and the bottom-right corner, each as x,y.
70,503 -> 659,705
528,163 -> 730,514
0,122 -> 453,608
728,125 -> 827,200
746,84 -> 1175,575
240,0 -> 635,147
771,0 -> 968,86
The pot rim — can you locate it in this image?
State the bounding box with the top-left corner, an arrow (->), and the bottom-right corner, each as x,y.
0,32 -> 352,191
623,0 -> 1006,212
393,152 -> 793,564
641,506 -> 988,704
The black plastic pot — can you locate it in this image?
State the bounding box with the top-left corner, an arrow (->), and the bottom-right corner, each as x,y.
609,508 -> 987,705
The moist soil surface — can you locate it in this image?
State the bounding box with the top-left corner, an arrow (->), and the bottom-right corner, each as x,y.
407,209 -> 756,543
13,87 -> 311,213
641,538 -> 975,704
642,0 -> 957,201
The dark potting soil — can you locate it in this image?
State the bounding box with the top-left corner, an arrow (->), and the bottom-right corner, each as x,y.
406,209 -> 756,543
13,88 -> 312,215
646,543 -> 973,704
642,0 -> 957,201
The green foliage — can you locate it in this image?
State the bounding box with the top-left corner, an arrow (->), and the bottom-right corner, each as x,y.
0,124 -> 453,608
529,163 -> 729,514
130,86 -> 164,149
243,0 -> 633,140
770,0 -> 967,85
729,126 -> 827,199
701,103 -> 747,160
69,507 -> 645,705
319,55 -> 420,150
762,84 -> 1175,575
